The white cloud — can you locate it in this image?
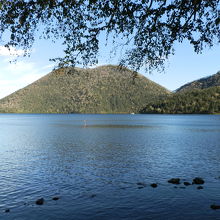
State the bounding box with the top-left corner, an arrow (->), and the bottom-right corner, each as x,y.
0,46 -> 25,57
0,59 -> 53,99
0,79 -> 21,99
4,61 -> 36,76
41,64 -> 55,70
88,62 -> 108,69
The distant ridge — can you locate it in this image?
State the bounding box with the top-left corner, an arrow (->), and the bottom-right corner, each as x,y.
0,65 -> 170,113
141,71 -> 220,114
176,71 -> 220,92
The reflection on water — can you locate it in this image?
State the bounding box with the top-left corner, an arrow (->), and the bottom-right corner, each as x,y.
0,114 -> 220,220
54,123 -> 157,129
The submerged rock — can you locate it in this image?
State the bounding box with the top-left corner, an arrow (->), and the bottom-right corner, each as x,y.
5,209 -> 10,213
136,182 -> 147,187
36,198 -> 44,205
150,183 -> 158,188
193,177 -> 205,185
210,204 -> 220,210
183,182 -> 191,186
168,178 -> 180,184
90,194 -> 97,198
197,186 -> 203,190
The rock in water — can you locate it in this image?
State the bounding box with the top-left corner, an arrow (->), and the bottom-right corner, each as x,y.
193,177 -> 205,185
136,182 -> 147,187
210,204 -> 220,210
90,194 -> 97,198
168,178 -> 180,184
183,182 -> 191,186
151,183 -> 158,188
36,198 -> 44,205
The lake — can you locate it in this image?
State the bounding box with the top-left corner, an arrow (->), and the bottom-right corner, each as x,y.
0,114 -> 220,220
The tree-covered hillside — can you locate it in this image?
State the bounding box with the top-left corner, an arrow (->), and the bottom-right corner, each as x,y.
0,65 -> 170,114
140,86 -> 220,114
176,71 -> 220,92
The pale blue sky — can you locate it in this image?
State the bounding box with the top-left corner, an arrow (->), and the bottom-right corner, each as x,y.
0,35 -> 220,99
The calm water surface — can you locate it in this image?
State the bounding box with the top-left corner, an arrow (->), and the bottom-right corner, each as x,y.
0,114 -> 220,220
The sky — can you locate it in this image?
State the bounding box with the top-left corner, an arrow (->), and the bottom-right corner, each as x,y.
0,35 -> 220,99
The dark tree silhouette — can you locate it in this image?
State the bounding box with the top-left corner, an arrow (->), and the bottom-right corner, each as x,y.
0,0 -> 219,71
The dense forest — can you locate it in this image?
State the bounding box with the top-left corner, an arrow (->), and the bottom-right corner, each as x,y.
0,66 -> 219,114
140,86 -> 220,114
177,71 -> 220,92
0,65 -> 169,114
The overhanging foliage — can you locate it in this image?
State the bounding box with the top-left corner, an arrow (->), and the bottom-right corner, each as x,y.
0,0 -> 219,71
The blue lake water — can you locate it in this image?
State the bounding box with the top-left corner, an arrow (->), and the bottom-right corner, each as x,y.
0,114 -> 220,220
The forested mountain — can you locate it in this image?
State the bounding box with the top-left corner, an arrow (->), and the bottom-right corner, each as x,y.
140,87 -> 220,114
0,65 -> 170,114
176,71 -> 220,92
1,66 -> 219,114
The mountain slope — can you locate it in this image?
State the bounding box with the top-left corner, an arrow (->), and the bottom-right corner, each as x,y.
140,86 -> 220,114
0,65 -> 170,113
176,71 -> 220,92
141,70 -> 220,114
